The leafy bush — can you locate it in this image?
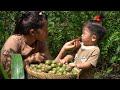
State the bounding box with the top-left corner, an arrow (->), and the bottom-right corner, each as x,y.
47,11 -> 101,58
0,11 -> 18,49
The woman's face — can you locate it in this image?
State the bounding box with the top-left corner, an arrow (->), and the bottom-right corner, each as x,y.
81,26 -> 93,46
35,20 -> 48,42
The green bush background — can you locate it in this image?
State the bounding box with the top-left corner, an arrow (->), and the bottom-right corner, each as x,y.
0,11 -> 120,78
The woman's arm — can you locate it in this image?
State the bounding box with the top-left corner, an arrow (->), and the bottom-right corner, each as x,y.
0,38 -> 20,78
43,42 -> 53,60
55,38 -> 81,62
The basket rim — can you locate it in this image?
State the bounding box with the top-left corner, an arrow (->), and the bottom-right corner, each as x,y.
25,64 -> 81,79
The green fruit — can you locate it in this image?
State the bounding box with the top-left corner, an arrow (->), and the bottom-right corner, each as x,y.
41,68 -> 45,72
56,70 -> 60,73
42,64 -> 46,67
41,65 -> 45,69
45,60 -> 51,65
29,66 -> 34,70
51,63 -> 56,68
66,72 -> 72,75
56,67 -> 60,70
62,64 -> 67,69
50,70 -> 56,74
72,71 -> 78,74
62,64 -> 66,67
57,63 -> 63,67
52,60 -> 57,64
57,72 -> 62,75
30,64 -> 36,68
58,68 -> 64,73
63,71 -> 67,75
72,68 -> 79,74
39,63 -> 43,66
44,65 -> 49,68
33,67 -> 37,71
48,71 -> 52,74
47,66 -> 52,71
36,65 -> 41,69
41,67 -> 48,72
52,68 -> 57,71
65,66 -> 72,72
37,69 -> 42,72
44,69 -> 49,73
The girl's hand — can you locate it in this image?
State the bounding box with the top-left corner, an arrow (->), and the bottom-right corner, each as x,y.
55,59 -> 66,64
59,59 -> 66,64
68,63 -> 75,68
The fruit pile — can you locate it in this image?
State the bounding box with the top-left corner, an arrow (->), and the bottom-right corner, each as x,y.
29,60 -> 79,75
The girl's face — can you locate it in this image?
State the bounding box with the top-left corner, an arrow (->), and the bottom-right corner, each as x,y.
81,26 -> 93,46
35,20 -> 48,42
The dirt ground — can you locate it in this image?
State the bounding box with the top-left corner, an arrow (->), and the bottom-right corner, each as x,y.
103,73 -> 120,79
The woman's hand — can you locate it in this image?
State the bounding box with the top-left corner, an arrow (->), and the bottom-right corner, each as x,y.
24,52 -> 46,65
62,40 -> 76,51
24,55 -> 35,65
74,37 -> 81,49
62,38 -> 81,51
34,52 -> 46,63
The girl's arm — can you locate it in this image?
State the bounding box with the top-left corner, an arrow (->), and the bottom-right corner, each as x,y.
59,49 -> 78,64
55,39 -> 76,62
68,61 -> 94,70
59,54 -> 74,64
76,62 -> 94,70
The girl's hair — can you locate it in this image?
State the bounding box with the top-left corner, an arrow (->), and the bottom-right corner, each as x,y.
14,11 -> 48,35
83,13 -> 107,42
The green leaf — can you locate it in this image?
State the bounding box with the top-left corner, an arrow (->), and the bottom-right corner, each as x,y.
0,63 -> 9,79
106,67 -> 113,74
109,56 -> 117,63
118,58 -> 120,61
11,54 -> 25,79
116,45 -> 120,55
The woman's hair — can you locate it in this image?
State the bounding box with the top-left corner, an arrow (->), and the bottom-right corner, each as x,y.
83,13 -> 107,42
14,11 -> 48,35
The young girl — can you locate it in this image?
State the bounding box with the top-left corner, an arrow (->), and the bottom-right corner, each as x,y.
55,14 -> 107,79
0,11 -> 52,78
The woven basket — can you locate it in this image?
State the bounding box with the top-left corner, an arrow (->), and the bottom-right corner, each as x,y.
25,65 -> 81,79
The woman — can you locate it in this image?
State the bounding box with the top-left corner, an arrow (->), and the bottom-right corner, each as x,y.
0,11 -> 52,78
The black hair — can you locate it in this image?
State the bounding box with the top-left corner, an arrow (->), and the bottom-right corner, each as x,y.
14,11 -> 48,35
83,14 -> 107,43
